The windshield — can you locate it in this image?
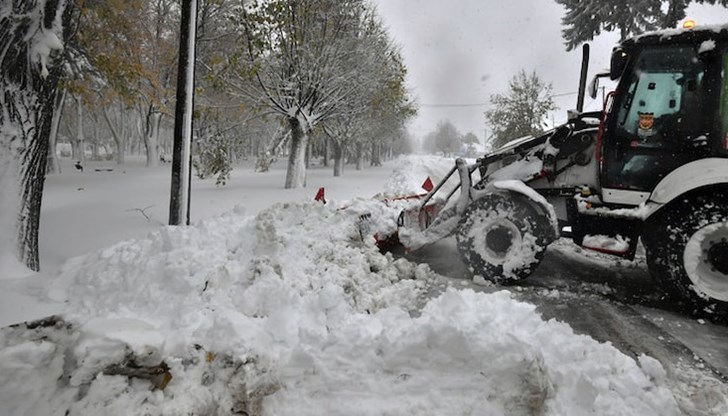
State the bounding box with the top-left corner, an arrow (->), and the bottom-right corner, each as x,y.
616,46 -> 710,144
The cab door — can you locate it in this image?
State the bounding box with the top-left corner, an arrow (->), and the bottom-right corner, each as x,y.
601,43 -> 721,202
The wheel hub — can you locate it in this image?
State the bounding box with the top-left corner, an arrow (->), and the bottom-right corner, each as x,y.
486,225 -> 514,255
468,217 -> 523,266
707,240 -> 728,275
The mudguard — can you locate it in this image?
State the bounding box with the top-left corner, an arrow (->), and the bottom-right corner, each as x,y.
646,158 -> 728,219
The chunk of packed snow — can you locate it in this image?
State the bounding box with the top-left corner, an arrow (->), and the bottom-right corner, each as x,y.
699,39 -> 716,53
583,234 -> 631,253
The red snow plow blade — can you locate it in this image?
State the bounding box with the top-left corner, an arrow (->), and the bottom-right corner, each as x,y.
366,175 -> 447,251
376,188 -> 446,251
313,177 -> 448,251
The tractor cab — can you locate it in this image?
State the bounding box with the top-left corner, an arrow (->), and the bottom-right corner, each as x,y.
599,27 -> 728,205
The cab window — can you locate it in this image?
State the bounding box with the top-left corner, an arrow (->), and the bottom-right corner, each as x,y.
615,46 -> 708,146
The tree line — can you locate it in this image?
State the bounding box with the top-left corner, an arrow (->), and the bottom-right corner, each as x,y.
52,0 -> 415,188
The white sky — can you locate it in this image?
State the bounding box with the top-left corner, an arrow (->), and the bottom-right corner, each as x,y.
371,0 -> 728,144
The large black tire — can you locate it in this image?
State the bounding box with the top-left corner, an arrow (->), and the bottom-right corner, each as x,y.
456,193 -> 552,284
643,190 -> 728,315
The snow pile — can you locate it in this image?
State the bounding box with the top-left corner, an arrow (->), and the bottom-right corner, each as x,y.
53,201 -> 432,342
267,289 -> 679,415
0,198 -> 681,415
2,201 -> 435,415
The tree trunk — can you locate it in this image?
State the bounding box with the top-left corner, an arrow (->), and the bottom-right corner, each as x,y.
143,104 -> 161,167
355,141 -> 364,171
0,0 -> 72,271
102,100 -> 126,165
284,116 -> 308,189
370,141 -> 382,167
46,88 -> 66,174
92,120 -> 100,159
305,140 -> 311,169
322,137 -> 328,167
73,94 -> 85,162
332,139 -> 344,177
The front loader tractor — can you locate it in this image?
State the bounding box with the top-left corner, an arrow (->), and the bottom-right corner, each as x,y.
398,25 -> 728,314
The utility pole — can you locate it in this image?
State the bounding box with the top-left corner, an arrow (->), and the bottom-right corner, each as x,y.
169,0 -> 198,225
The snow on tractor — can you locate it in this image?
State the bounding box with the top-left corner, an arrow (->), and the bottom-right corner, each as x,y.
396,25 -> 728,314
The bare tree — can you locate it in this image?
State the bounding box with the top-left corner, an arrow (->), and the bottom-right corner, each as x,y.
227,0 -> 383,188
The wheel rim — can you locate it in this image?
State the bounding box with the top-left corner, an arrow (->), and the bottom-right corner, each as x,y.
472,218 -> 522,266
684,222 -> 728,302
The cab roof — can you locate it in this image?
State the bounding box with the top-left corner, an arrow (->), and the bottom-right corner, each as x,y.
622,23 -> 728,49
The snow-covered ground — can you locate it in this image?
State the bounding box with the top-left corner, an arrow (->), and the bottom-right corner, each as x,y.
0,155 -> 722,415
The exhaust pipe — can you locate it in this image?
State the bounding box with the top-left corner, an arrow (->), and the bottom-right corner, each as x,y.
576,43 -> 590,113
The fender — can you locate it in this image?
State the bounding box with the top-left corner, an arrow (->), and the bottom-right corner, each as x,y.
476,180 -> 560,242
646,158 -> 728,218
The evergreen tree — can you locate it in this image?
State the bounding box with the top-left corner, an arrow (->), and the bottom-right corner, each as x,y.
485,70 -> 556,150
556,0 -> 665,50
556,0 -> 728,50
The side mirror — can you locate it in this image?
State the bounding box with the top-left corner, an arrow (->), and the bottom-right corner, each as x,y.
588,75 -> 599,100
610,48 -> 628,80
588,72 -> 610,100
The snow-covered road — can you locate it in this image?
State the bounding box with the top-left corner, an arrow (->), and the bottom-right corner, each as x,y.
407,236 -> 728,411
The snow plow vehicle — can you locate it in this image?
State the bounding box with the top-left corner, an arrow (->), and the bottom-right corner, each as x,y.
397,25 -> 728,314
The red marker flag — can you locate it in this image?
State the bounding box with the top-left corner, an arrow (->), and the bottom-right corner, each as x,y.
421,176 -> 434,192
314,187 -> 326,204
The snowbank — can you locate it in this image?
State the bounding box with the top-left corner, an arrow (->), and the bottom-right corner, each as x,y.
0,196 -> 682,415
